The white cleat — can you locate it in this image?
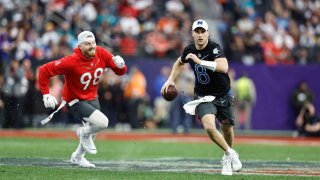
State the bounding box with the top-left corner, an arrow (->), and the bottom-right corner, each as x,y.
71,152 -> 95,168
229,150 -> 242,172
221,155 -> 232,176
77,127 -> 97,154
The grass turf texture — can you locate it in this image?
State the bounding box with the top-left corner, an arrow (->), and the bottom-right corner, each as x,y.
0,137 -> 319,179
3,166 -> 313,180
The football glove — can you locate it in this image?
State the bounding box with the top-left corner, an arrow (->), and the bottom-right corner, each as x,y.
113,55 -> 125,69
43,94 -> 58,109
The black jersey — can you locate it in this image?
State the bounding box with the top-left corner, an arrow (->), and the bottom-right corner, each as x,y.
181,40 -> 230,97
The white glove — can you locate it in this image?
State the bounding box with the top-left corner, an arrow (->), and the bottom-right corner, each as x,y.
113,55 -> 125,69
43,94 -> 58,109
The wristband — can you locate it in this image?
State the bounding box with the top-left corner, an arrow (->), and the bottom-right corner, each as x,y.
200,61 -> 217,72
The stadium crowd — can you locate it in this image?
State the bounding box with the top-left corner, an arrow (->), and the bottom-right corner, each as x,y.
0,0 -> 320,130
219,0 -> 320,65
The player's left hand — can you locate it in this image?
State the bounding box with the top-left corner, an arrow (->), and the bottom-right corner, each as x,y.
186,53 -> 201,64
113,55 -> 125,69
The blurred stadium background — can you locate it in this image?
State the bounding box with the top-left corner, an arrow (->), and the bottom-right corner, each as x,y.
1,0 -> 320,134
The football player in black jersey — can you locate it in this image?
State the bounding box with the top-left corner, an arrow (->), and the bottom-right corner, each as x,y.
161,19 -> 242,175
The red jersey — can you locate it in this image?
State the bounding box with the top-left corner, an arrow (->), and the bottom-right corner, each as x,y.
38,46 -> 127,102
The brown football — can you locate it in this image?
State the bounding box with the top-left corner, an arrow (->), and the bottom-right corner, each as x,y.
162,85 -> 178,101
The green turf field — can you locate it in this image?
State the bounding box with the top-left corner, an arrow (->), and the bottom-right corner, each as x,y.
0,136 -> 319,179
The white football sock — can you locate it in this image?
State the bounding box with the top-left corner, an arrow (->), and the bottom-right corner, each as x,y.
225,148 -> 234,155
74,143 -> 85,156
83,124 -> 104,135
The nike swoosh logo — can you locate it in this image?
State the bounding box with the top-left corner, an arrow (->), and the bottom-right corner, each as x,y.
201,54 -> 209,60
93,59 -> 101,67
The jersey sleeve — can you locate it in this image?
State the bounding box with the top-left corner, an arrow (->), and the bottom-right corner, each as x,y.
98,46 -> 127,75
38,57 -> 69,95
212,43 -> 225,59
180,46 -> 190,63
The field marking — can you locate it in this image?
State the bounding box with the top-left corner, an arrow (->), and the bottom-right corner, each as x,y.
1,130 -> 320,176
1,130 -> 320,146
1,157 -> 320,177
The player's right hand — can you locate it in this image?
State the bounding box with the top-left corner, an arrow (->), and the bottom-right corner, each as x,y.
43,94 -> 58,109
186,53 -> 201,64
160,80 -> 175,94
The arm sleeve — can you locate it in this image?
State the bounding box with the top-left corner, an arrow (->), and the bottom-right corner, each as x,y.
38,58 -> 69,94
99,47 -> 127,75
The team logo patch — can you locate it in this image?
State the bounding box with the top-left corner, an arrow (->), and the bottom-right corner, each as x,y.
213,48 -> 219,55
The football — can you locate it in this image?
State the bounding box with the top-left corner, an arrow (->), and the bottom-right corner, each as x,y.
162,85 -> 178,101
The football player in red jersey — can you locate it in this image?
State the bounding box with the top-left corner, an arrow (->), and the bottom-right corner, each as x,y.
38,31 -> 127,168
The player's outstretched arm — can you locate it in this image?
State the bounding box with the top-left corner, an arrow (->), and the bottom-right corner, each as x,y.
110,55 -> 127,75
161,57 -> 184,94
38,62 -> 62,109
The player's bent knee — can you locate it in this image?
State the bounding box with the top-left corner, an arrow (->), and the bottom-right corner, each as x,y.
221,123 -> 232,131
203,123 -> 217,131
98,120 -> 109,129
202,121 -> 217,131
87,110 -> 109,128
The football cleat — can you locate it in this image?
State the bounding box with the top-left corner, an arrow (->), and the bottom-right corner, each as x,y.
71,152 -> 95,168
221,155 -> 232,175
229,150 -> 242,172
